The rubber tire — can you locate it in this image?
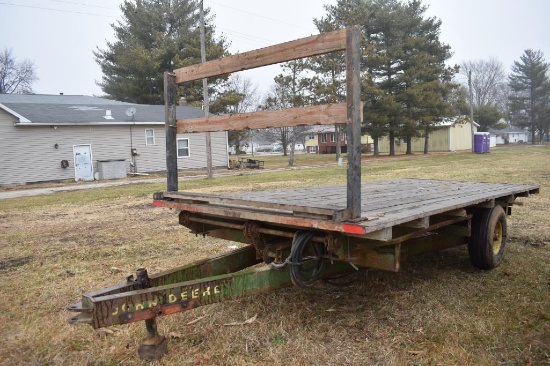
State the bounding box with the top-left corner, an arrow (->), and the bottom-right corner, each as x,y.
468,205 -> 507,270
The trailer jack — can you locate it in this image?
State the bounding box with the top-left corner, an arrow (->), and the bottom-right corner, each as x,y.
67,245 -> 352,360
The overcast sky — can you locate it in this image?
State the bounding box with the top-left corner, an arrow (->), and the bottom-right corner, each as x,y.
1,0 -> 548,98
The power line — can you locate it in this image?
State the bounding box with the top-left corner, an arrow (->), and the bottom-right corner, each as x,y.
207,0 -> 312,31
0,2 -> 117,17
218,27 -> 276,46
2,1 -> 313,49
47,0 -> 118,11
4,0 -> 314,33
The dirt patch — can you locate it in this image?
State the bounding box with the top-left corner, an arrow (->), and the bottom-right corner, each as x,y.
510,235 -> 549,248
0,256 -> 32,270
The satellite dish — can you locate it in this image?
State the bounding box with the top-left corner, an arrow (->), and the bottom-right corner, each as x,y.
125,107 -> 137,117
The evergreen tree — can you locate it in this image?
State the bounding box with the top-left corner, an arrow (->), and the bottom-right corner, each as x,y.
95,0 -> 228,104
474,104 -> 503,132
315,0 -> 458,155
508,49 -> 550,144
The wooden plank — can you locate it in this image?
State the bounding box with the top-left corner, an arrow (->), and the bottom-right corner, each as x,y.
438,208 -> 467,217
174,29 -> 347,83
164,72 -> 178,192
176,103 -> 352,133
157,200 -> 366,235
358,188 -> 517,232
163,192 -> 344,218
353,181 -> 532,230
358,181 -> 529,215
345,26 -> 363,220
363,227 -> 392,241
399,217 -> 430,229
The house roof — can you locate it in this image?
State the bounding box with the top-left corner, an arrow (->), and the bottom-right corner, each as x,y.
308,125 -> 337,133
434,116 -> 480,128
0,94 -> 132,105
0,94 -> 204,125
488,125 -> 528,134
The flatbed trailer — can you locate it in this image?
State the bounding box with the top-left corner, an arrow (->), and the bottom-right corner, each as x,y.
67,27 -> 539,360
154,178 -> 538,273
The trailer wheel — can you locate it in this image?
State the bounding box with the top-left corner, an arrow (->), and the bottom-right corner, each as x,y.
468,205 -> 507,270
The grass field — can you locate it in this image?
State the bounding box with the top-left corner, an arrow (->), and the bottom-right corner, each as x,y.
0,146 -> 549,365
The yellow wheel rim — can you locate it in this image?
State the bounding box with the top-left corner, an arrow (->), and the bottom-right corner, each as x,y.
492,221 -> 503,255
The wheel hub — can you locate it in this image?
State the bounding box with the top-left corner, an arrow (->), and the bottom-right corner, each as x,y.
492,221 -> 503,255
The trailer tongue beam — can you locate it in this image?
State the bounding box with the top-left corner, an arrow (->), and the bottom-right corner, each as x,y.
67,246 -> 353,358
68,245 -> 355,327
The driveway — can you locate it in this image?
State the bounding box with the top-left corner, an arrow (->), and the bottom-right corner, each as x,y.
0,163 -> 337,200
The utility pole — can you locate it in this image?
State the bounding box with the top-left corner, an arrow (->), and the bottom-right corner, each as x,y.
468,70 -> 475,153
200,0 -> 213,178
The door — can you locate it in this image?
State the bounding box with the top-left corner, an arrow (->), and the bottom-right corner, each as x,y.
73,144 -> 94,181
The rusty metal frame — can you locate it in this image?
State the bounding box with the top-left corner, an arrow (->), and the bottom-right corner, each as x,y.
67,246 -> 352,329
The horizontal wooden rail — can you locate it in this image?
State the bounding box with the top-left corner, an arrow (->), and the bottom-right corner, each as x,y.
174,29 -> 347,83
177,102 -> 362,133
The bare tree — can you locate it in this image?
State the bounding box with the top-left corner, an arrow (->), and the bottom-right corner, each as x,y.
211,75 -> 260,154
256,125 -> 309,163
260,61 -> 312,165
0,48 -> 38,94
226,76 -> 260,155
461,58 -> 506,108
227,74 -> 260,113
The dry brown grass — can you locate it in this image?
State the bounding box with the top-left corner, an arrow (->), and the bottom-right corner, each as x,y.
0,145 -> 549,366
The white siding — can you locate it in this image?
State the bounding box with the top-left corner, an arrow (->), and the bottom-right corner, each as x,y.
175,131 -> 227,169
0,109 -> 228,185
449,122 -> 476,151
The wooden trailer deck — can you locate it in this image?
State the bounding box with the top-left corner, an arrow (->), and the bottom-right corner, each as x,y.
155,178 -> 539,240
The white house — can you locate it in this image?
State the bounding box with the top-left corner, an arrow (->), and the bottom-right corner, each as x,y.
0,94 -> 229,186
488,124 -> 530,145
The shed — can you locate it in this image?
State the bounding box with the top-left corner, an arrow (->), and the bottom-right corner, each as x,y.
378,116 -> 479,153
0,94 -> 229,186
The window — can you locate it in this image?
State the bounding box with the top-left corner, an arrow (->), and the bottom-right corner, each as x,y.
309,146 -> 317,153
145,129 -> 155,145
309,134 -> 315,140
330,133 -> 335,142
177,138 -> 190,157
321,134 -> 327,143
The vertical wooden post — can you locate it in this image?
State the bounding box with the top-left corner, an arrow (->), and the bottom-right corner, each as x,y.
200,0 -> 213,179
164,72 -> 178,192
346,26 -> 362,219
